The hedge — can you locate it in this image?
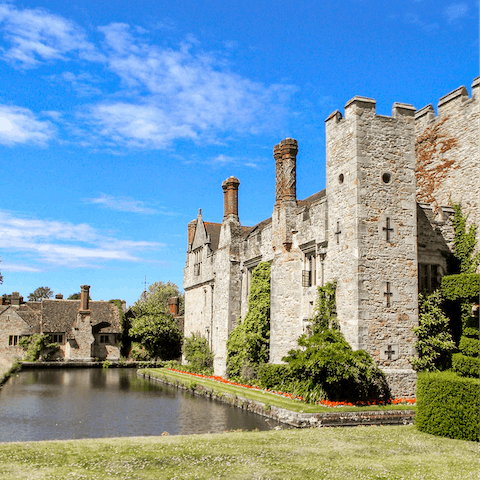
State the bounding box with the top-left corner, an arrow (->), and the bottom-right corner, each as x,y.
415,371 -> 479,442
441,273 -> 480,301
451,353 -> 480,378
458,336 -> 479,357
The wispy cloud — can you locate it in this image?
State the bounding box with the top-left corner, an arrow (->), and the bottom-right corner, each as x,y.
0,105 -> 55,145
444,3 -> 469,24
86,194 -> 167,215
0,211 -> 163,268
0,263 -> 41,273
0,3 -> 100,68
404,13 -> 439,32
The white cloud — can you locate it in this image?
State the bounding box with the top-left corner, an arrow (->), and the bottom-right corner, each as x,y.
444,3 -> 469,23
0,211 -> 163,268
0,105 -> 55,145
0,263 -> 41,273
0,3 -> 100,68
86,194 -> 166,214
404,13 -> 439,32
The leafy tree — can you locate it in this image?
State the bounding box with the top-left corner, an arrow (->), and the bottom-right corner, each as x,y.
410,291 -> 455,372
227,262 -> 270,379
129,281 -> 184,360
68,292 -> 92,300
28,287 -> 53,302
138,281 -> 185,315
183,333 -> 213,373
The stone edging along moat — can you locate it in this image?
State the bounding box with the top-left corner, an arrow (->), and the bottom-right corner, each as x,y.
138,371 -> 415,428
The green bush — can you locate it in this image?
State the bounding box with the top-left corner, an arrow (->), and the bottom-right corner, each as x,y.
410,291 -> 455,372
441,274 -> 479,301
227,262 -> 270,380
256,364 -> 291,389
130,342 -> 151,361
451,353 -> 480,378
19,334 -> 59,362
458,336 -> 479,357
415,371 -> 479,441
462,327 -> 479,338
283,328 -> 389,402
182,333 -> 213,374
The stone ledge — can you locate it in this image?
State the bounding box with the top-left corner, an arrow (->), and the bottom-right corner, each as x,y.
140,372 -> 415,429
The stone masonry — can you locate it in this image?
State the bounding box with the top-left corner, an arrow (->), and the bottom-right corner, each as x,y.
183,78 -> 479,397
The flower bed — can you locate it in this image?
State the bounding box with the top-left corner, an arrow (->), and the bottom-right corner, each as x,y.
167,368 -> 416,407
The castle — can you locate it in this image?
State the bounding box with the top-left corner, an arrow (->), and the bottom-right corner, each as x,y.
183,78 -> 479,397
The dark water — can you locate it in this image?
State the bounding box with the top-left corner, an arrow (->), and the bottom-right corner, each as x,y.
0,368 -> 283,442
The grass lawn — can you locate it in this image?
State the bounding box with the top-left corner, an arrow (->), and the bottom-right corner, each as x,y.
141,368 -> 415,413
0,425 -> 477,479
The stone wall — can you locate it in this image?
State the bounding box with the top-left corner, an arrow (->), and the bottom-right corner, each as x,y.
0,307 -> 29,365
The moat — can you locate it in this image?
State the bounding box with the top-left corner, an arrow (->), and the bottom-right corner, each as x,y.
0,368 -> 282,442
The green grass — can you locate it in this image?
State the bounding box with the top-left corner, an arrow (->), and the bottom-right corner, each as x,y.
0,425 -> 477,479
141,368 -> 415,413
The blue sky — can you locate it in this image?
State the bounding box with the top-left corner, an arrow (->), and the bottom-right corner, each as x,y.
0,0 -> 478,306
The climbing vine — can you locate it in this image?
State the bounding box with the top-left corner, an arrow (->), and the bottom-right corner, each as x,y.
450,203 -> 479,274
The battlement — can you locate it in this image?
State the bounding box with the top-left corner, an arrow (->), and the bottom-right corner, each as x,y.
416,77 -> 479,126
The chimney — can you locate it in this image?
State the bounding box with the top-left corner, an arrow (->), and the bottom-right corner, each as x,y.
80,285 -> 90,312
274,138 -> 297,204
55,293 -> 63,299
11,292 -> 21,306
187,219 -> 197,251
167,296 -> 179,316
222,176 -> 240,220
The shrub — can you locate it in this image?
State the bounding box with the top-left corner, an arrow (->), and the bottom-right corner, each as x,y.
130,342 -> 151,361
19,334 -> 60,362
462,327 -> 479,338
458,336 -> 479,357
451,353 -> 480,378
227,262 -> 270,380
441,273 -> 480,301
182,333 -> 213,374
416,371 -> 479,442
283,328 -> 389,402
256,364 -> 291,389
410,291 -> 455,371
310,281 -> 339,331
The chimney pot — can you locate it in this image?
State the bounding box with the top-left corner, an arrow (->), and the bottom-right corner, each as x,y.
80,285 -> 90,312
222,176 -> 240,220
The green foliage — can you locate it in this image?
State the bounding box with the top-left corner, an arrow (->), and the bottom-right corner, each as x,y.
137,281 -> 185,315
102,359 -> 111,369
68,292 -> 91,300
129,301 -> 183,360
256,363 -> 291,388
129,281 -> 184,360
462,327 -> 479,338
310,281 -> 338,331
28,287 -> 53,302
451,353 -> 480,378
450,203 -> 479,274
19,334 -> 59,362
441,273 -> 480,301
182,333 -> 213,374
227,262 -> 270,379
410,292 -> 455,372
415,371 -> 479,441
129,342 -> 151,361
283,329 -> 389,401
458,336 -> 479,357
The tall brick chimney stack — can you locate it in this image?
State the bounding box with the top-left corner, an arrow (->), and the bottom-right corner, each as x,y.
79,285 -> 90,312
222,176 -> 240,221
274,138 -> 297,204
11,292 -> 21,306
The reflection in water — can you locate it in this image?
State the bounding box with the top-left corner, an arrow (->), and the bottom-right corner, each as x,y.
0,369 -> 283,442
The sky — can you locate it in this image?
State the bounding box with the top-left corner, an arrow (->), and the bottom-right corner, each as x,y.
0,0 -> 478,306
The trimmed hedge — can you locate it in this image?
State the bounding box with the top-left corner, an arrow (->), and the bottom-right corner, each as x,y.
462,327 -> 479,338
441,273 -> 479,301
458,336 -> 479,357
451,353 -> 480,378
257,363 -> 291,389
416,371 -> 479,442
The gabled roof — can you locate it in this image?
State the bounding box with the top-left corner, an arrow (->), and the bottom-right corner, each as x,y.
204,222 -> 222,252
297,189 -> 326,208
17,303 -> 42,334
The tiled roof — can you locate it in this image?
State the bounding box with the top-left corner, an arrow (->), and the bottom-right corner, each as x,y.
244,217 -> 272,237
297,189 -> 326,208
17,303 -> 42,334
43,300 -> 121,333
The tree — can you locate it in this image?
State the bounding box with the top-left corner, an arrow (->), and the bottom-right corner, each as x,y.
129,281 -> 184,360
28,287 -> 53,302
68,292 -> 92,300
138,281 -> 185,315
129,301 -> 182,360
410,291 -> 455,372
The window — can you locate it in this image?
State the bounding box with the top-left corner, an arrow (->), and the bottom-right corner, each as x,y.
193,248 -> 202,276
50,334 -> 64,344
419,264 -> 440,293
100,334 -> 110,344
302,251 -> 316,287
8,335 -> 19,346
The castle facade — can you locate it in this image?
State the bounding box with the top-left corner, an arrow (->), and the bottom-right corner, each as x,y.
183,78 -> 479,397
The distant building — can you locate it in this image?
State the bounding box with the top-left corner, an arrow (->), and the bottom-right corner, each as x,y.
183,79 -> 479,398
0,285 -> 122,366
